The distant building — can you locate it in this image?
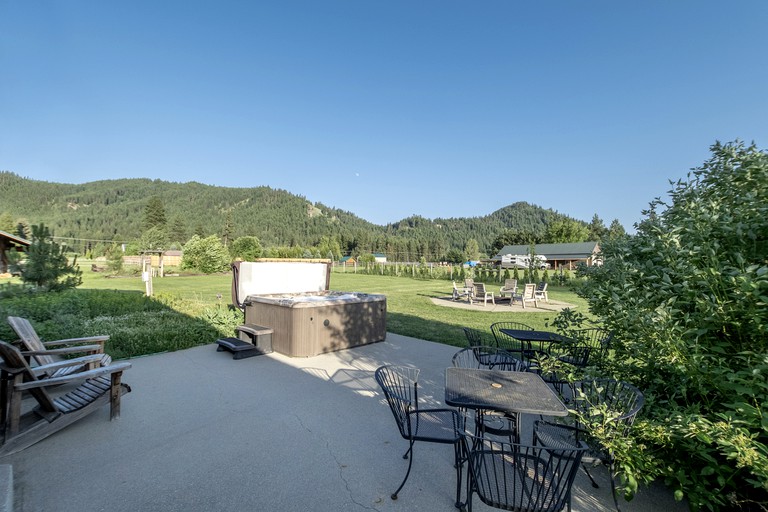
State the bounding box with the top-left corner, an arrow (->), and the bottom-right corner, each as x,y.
372,253 -> 387,263
0,229 -> 30,274
339,256 -> 356,265
492,242 -> 601,270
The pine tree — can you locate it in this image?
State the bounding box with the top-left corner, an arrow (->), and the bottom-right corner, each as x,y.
608,219 -> 627,239
20,223 -> 82,291
588,214 -> 608,241
0,212 -> 14,232
107,244 -> 124,274
143,197 -> 167,230
221,211 -> 234,247
168,216 -> 187,245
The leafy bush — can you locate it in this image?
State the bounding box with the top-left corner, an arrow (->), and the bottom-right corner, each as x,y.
230,236 -> 263,261
571,141 -> 768,510
0,287 -> 223,358
181,235 -> 231,274
86,310 -> 222,359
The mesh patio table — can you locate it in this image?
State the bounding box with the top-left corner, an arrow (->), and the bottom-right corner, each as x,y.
498,328 -> 574,359
498,329 -> 572,344
444,367 -> 568,443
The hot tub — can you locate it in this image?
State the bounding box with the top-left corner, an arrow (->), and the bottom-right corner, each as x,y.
231,260 -> 387,357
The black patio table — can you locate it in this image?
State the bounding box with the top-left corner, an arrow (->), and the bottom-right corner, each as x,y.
444,367 -> 568,443
498,328 -> 572,344
498,328 -> 574,360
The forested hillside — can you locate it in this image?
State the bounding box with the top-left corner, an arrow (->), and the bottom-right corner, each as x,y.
0,171 -> 604,260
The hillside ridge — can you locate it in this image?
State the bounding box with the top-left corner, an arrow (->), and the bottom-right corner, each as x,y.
0,171 -> 584,258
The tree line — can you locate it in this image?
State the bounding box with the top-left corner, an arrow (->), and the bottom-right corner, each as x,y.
0,172 -> 625,265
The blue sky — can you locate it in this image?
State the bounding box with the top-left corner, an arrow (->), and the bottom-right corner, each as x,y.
2,1 -> 766,232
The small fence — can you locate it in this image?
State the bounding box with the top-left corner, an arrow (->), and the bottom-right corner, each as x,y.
123,254 -> 182,267
331,261 -> 577,286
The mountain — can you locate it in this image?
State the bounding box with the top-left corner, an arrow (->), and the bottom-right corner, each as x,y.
0,171 -> 579,259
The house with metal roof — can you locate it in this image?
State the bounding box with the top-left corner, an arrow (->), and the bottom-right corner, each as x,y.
492,242 -> 601,270
0,229 -> 31,275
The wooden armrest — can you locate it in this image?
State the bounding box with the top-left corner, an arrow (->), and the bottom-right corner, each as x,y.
30,354 -> 105,376
21,344 -> 104,356
42,335 -> 109,347
16,362 -> 132,390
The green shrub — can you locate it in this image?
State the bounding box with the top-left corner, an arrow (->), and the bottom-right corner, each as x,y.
568,141 -> 768,510
181,235 -> 231,274
0,287 -> 221,358
86,310 -> 222,359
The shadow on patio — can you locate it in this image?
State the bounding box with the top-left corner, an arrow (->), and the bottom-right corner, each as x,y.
3,333 -> 686,512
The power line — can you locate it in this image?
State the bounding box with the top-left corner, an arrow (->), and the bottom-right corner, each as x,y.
52,236 -> 129,244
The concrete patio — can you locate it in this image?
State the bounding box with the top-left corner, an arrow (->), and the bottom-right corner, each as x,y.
3,333 -> 687,512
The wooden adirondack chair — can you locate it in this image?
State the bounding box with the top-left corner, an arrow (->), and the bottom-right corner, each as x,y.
498,279 -> 518,304
7,316 -> 112,378
0,340 -> 131,456
534,282 -> 549,303
451,281 -> 470,301
473,283 -> 495,306
520,283 -> 538,309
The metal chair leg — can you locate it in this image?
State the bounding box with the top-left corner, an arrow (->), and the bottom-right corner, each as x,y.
391,440 -> 415,500
582,462 -> 600,488
453,440 -> 464,508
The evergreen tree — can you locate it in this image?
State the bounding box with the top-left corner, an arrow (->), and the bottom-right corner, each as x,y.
0,212 -> 14,232
168,216 -> 187,245
19,223 -> 82,291
464,238 -> 480,261
143,197 -> 167,230
221,211 -> 234,247
608,219 -> 627,239
107,244 -> 124,274
587,214 -> 608,241
15,220 -> 31,240
491,230 -> 542,253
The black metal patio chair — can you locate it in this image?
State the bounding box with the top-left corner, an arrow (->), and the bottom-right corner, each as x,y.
374,365 -> 466,508
451,346 -> 525,372
490,322 -> 535,362
464,433 -> 587,512
462,326 -> 497,348
556,328 -> 614,369
534,379 -> 645,511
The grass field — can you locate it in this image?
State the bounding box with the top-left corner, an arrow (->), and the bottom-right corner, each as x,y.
74,264 -> 590,348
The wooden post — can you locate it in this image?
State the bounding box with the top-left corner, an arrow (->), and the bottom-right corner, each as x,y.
142,259 -> 153,297
110,372 -> 122,420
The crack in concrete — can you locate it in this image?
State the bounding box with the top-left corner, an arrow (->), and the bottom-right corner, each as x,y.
294,413 -> 381,510
294,413 -> 313,433
327,439 -> 381,512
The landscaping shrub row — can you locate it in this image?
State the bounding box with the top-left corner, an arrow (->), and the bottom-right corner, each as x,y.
0,285 -> 233,359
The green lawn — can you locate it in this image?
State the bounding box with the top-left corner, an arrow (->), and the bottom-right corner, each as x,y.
75,265 -> 590,348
